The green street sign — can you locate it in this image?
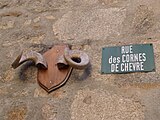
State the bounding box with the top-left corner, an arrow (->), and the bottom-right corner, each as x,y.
101,44 -> 155,74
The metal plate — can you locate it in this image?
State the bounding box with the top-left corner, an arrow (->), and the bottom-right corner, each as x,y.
101,44 -> 155,74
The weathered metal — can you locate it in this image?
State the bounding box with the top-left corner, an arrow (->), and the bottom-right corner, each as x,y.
64,47 -> 90,69
12,50 -> 48,69
56,55 -> 69,70
12,44 -> 90,93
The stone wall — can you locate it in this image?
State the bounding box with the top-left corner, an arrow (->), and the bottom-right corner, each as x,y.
0,0 -> 160,120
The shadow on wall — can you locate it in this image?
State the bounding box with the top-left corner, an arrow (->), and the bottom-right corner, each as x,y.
79,62 -> 92,80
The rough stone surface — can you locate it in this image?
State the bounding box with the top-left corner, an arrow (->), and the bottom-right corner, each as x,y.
6,105 -> 27,120
53,8 -> 126,41
71,89 -> 144,120
41,104 -> 57,120
0,0 -> 160,120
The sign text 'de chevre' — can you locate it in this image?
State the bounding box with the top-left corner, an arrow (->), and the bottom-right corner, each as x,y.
101,44 -> 155,74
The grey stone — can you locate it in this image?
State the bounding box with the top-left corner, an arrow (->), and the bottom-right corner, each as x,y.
0,0 -> 160,120
53,8 -> 126,41
71,89 -> 144,120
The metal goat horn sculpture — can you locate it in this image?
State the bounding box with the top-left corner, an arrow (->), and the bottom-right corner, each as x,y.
12,50 -> 48,69
64,47 -> 90,69
12,45 -> 90,93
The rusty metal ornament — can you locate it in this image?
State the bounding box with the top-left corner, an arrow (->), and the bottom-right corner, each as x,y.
64,47 -> 90,69
12,45 -> 90,93
11,50 -> 47,69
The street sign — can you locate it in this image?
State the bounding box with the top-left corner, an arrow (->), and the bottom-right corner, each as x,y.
101,44 -> 155,74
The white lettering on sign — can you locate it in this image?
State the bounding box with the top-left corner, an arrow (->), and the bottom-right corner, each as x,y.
108,45 -> 147,73
109,56 -> 121,64
120,62 -> 144,72
121,45 -> 133,54
121,53 -> 146,63
111,64 -> 119,72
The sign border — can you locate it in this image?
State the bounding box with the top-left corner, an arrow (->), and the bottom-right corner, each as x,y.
101,43 -> 155,74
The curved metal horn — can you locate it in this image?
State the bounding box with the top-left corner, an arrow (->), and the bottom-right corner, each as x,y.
56,55 -> 69,70
12,50 -> 47,69
64,48 -> 89,69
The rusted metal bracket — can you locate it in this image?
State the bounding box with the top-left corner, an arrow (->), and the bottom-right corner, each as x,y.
12,44 -> 90,93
